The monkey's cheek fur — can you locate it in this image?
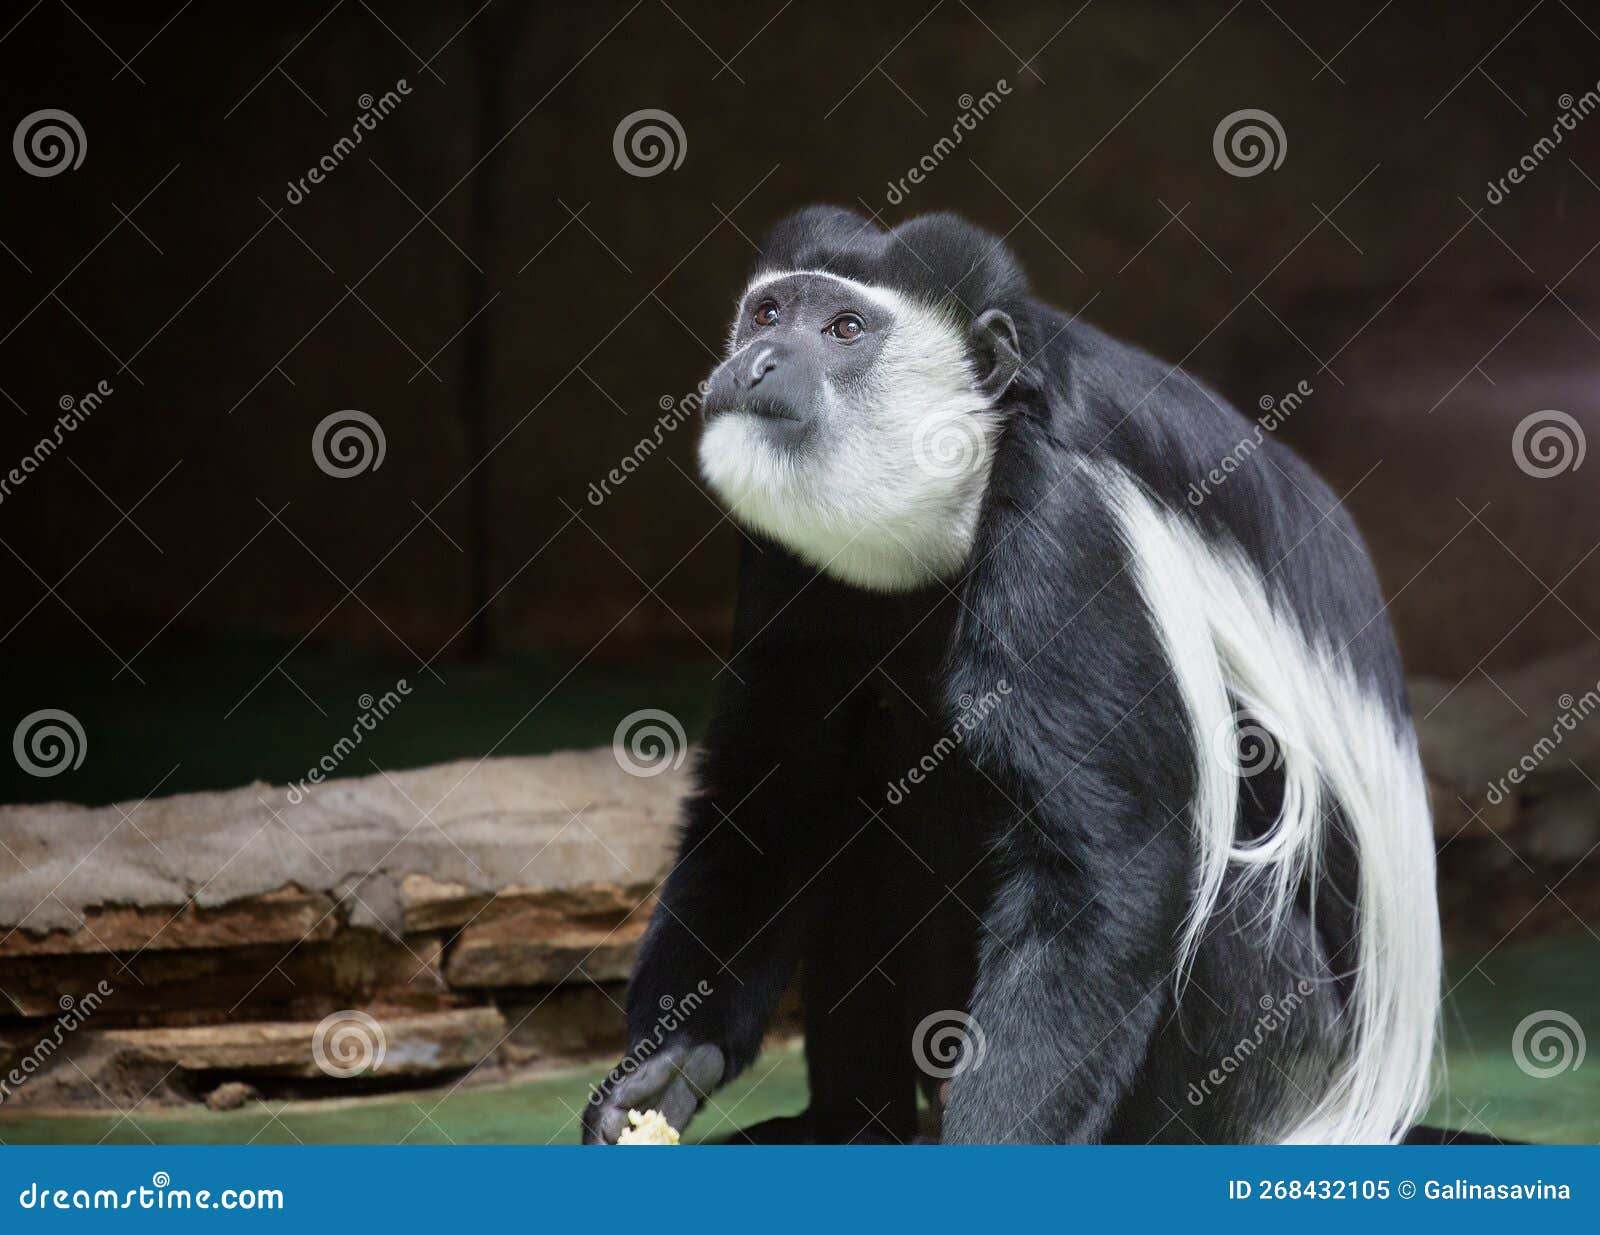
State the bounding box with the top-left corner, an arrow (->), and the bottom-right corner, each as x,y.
696,415 -> 807,527
696,413 -> 992,593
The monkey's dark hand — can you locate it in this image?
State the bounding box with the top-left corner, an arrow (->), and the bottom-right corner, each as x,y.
580,1042 -> 726,1144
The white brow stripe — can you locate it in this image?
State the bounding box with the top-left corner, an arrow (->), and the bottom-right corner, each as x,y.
742,268 -> 902,313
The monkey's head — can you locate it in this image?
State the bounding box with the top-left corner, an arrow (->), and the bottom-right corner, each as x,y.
698,208 -> 1029,592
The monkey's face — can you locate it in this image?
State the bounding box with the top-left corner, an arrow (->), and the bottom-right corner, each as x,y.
698,270 -> 1013,593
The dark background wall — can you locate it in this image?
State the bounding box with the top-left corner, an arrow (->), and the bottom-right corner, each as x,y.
3,1 -> 1599,802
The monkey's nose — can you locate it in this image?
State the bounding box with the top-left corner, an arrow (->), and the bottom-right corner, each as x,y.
746,346 -> 778,388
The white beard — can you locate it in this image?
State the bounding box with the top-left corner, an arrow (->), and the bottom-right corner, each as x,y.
698,276 -> 1002,593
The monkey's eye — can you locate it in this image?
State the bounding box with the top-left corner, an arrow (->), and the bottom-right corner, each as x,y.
753,300 -> 780,327
823,313 -> 864,342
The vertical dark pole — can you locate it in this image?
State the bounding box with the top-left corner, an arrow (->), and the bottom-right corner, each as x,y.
463,5 -> 525,658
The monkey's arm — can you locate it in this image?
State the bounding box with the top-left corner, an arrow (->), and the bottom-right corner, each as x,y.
580,792 -> 803,1142
583,612 -> 856,1143
941,472 -> 1195,1143
940,795 -> 1190,1142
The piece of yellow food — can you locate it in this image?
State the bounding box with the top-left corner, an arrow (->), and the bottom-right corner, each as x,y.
616,1108 -> 680,1145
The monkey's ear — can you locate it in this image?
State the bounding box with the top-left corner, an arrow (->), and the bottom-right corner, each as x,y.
971,309 -> 1022,401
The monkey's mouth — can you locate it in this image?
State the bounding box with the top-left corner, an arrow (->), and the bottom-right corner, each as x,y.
734,397 -> 802,424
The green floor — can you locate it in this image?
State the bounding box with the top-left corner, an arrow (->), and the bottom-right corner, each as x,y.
1427,932 -> 1598,1143
2,933 -> 1594,1145
0,1047 -> 811,1147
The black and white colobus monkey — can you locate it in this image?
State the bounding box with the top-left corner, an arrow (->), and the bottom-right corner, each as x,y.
582,208 -> 1440,1145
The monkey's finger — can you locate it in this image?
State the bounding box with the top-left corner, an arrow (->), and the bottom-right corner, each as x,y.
611,1052 -> 679,1106
657,1076 -> 700,1136
580,1096 -> 631,1145
676,1043 -> 725,1095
